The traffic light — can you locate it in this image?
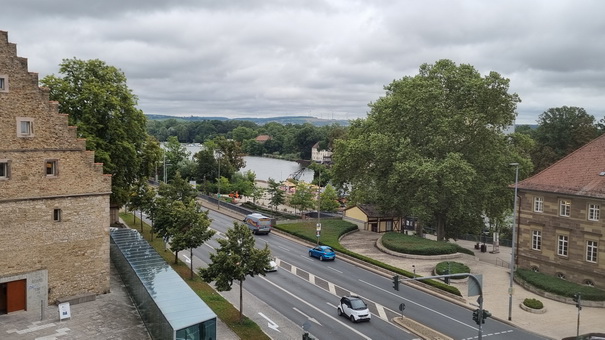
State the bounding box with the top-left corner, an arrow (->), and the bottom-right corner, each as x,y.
472,309 -> 480,325
482,309 -> 491,324
392,275 -> 400,291
573,293 -> 582,310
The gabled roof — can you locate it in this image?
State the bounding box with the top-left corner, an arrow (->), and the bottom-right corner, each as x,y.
517,133 -> 605,199
347,204 -> 398,218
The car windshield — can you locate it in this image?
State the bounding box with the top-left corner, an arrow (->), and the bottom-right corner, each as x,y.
350,299 -> 366,310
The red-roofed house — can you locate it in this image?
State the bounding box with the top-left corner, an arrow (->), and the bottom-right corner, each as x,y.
255,135 -> 271,143
516,134 -> 605,288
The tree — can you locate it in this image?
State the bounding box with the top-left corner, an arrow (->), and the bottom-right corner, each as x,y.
164,136 -> 191,181
531,106 -> 598,173
266,178 -> 285,212
320,184 -> 340,212
41,58 -> 156,222
128,181 -> 155,233
289,182 -> 316,216
168,200 -> 215,277
158,171 -> 197,203
333,59 -> 524,241
199,222 -> 271,322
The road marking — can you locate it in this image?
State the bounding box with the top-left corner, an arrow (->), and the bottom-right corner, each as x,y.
183,255 -> 191,264
293,307 -> 322,326
260,276 -> 372,340
359,279 -> 476,330
328,281 -> 336,295
309,273 -> 316,284
258,312 -> 280,332
327,266 -> 342,274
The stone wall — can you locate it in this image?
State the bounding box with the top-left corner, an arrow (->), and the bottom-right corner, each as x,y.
0,30 -> 112,305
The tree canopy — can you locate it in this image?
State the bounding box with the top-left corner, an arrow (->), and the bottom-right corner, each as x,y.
198,222 -> 271,321
333,59 -> 526,241
41,58 -> 159,209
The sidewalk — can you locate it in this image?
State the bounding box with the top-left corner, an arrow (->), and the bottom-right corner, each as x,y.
339,230 -> 605,340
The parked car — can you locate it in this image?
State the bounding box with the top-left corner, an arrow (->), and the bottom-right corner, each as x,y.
308,245 -> 335,261
337,296 -> 371,322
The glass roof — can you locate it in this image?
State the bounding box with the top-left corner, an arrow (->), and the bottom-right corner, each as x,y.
110,228 -> 216,330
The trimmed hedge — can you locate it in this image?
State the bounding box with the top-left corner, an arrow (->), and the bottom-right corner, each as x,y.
516,268 -> 605,301
435,262 -> 470,279
523,298 -> 544,309
382,232 -> 475,256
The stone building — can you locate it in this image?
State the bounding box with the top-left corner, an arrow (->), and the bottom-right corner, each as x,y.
311,142 -> 332,164
515,133 -> 605,289
0,31 -> 112,316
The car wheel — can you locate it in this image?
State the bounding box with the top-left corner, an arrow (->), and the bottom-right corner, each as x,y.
350,315 -> 356,323
309,251 -> 313,257
337,308 -> 342,316
320,256 -> 324,261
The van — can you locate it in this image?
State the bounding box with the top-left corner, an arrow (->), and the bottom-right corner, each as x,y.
243,213 -> 272,235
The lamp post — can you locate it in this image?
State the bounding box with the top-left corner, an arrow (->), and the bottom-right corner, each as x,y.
316,168 -> 321,245
508,162 -> 519,321
163,154 -> 172,183
216,151 -> 223,210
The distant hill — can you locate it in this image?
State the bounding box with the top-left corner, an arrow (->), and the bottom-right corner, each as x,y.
145,114 -> 350,126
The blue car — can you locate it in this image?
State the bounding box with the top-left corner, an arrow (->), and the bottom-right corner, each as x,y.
308,245 -> 336,261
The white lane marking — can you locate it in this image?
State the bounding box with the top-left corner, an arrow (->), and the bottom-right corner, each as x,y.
327,266 -> 342,274
258,312 -> 280,332
183,255 -> 191,264
293,307 -> 323,326
359,279 -> 477,330
278,245 -> 290,252
309,273 -> 316,284
260,276 -> 372,340
328,282 -> 336,295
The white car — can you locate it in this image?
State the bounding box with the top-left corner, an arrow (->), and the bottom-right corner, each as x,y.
266,258 -> 278,272
337,296 -> 371,322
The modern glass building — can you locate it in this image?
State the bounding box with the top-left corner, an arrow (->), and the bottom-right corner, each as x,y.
110,228 -> 217,340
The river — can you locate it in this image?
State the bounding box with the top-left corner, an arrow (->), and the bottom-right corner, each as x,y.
179,143 -> 314,182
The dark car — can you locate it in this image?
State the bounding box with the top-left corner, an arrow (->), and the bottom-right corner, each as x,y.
308,245 -> 336,261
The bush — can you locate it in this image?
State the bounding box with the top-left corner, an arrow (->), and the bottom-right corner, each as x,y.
435,262 -> 470,279
523,298 -> 544,309
516,268 -> 605,301
382,232 -> 475,256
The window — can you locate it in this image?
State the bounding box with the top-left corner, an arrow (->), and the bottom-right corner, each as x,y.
559,199 -> 571,217
16,117 -> 34,137
586,241 -> 598,263
588,204 -> 600,221
0,75 -> 7,92
46,160 -> 58,176
53,209 -> 62,221
0,160 -> 9,179
558,235 -> 568,256
533,197 -> 544,212
532,230 -> 542,250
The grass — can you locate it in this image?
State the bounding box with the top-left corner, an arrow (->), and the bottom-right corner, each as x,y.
274,220 -> 463,297
516,268 -> 605,301
435,262 -> 470,279
119,212 -> 270,340
382,232 -> 475,256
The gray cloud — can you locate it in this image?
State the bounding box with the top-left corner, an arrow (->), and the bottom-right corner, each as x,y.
3,0 -> 605,124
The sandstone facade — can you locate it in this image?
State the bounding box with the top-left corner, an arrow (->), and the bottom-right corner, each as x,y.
0,30 -> 112,315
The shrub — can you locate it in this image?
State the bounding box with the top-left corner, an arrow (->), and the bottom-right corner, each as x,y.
382,232 -> 475,256
523,298 -> 544,309
435,262 -> 470,279
516,268 -> 605,301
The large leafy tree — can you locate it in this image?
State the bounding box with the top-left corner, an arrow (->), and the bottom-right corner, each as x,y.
266,178 -> 285,212
531,106 -> 599,173
41,58 -> 157,217
333,59 -> 525,241
199,222 -> 271,322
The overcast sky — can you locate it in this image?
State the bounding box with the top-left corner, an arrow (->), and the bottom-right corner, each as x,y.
3,0 -> 604,124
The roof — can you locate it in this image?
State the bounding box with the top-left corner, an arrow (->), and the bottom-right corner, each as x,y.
110,228 -> 216,330
517,133 -> 605,199
255,135 -> 271,142
347,204 -> 398,218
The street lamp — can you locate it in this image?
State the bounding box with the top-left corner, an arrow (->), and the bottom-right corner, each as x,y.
216,151 -> 223,210
163,154 -> 172,183
508,162 -> 519,321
